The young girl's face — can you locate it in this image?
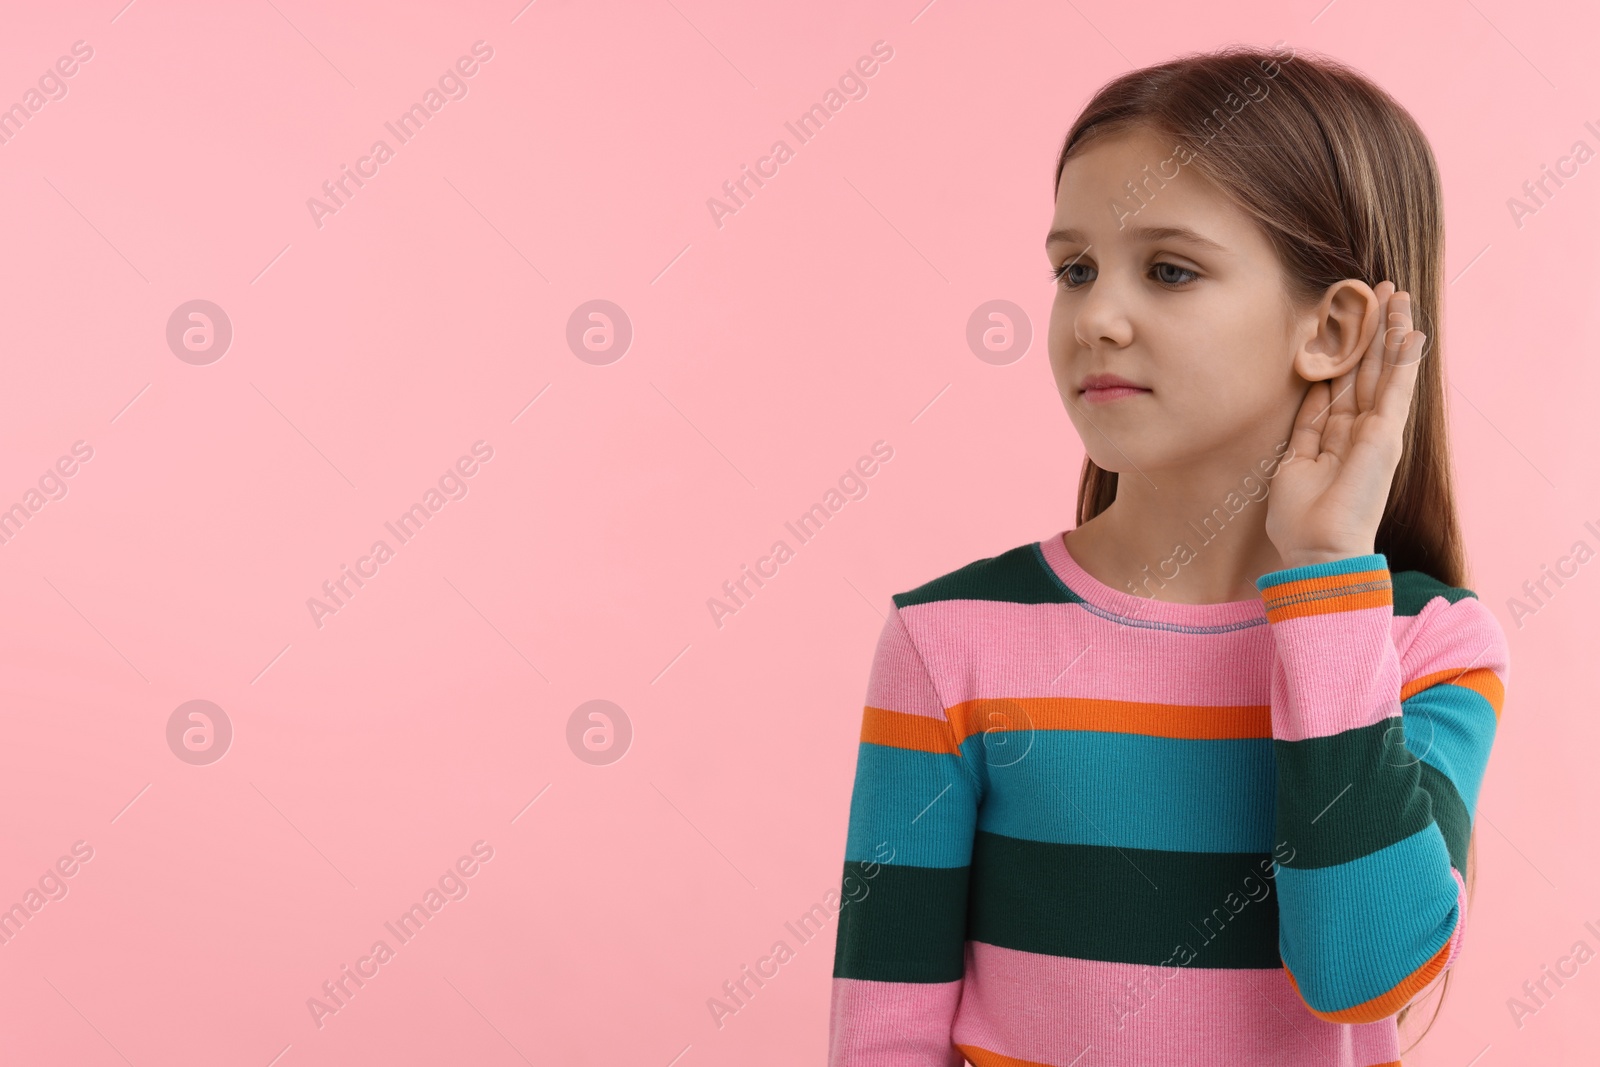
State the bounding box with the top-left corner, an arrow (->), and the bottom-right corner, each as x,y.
1046,123 -> 1309,477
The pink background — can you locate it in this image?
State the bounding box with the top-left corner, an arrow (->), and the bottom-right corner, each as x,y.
0,1 -> 1594,1064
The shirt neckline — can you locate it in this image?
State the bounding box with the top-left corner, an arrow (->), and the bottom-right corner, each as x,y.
1037,529 -> 1269,629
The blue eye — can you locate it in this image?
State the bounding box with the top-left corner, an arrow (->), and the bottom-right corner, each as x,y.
1050,261 -> 1094,287
1048,260 -> 1198,289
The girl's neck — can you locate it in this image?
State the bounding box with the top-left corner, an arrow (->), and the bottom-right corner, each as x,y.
1066,493 -> 1290,606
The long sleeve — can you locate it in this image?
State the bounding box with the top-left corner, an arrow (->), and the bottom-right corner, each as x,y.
828,603 -> 985,1066
1255,552 -> 1508,1023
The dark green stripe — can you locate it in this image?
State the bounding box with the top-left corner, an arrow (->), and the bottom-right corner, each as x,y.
1392,569 -> 1476,616
833,837 -> 1291,978
831,860 -> 969,982
833,764 -> 1473,985
891,553 -> 1473,613
1421,761 -> 1471,871
1273,718 -> 1436,869
967,832 -> 1282,968
893,544 -> 1072,608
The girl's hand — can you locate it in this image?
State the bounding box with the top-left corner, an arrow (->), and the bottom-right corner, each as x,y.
1264,281 -> 1427,569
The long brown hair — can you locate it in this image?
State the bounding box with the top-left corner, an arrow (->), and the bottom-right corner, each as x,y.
1054,44 -> 1470,1049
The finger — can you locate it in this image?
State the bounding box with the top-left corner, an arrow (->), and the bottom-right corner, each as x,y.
1288,379 -> 1330,464
1328,354 -> 1358,423
1384,292 -> 1419,368
1355,281 -> 1395,411
1372,291 -> 1414,420
1374,329 -> 1425,424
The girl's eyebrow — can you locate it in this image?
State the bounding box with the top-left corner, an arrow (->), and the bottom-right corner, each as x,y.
1045,224 -> 1227,253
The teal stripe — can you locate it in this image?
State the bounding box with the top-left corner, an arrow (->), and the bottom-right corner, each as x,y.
1255,552 -> 1388,592
1403,682 -> 1497,816
960,731 -> 1276,853
1273,824 -> 1459,1013
843,743 -> 979,868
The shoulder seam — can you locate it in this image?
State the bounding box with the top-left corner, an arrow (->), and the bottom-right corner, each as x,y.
886,601 -> 987,797
1401,592 -> 1510,692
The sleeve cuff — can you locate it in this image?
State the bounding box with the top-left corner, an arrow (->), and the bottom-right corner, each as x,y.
1256,553 -> 1392,624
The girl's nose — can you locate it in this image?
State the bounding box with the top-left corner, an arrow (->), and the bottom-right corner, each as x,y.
1072,276 -> 1134,350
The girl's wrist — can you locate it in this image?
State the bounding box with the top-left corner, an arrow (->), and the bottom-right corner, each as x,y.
1277,547 -> 1377,569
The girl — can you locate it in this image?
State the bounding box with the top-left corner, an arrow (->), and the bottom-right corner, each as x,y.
828,44 -> 1508,1067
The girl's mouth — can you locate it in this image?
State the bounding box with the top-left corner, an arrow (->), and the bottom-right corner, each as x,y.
1081,385 -> 1151,404
1078,373 -> 1150,404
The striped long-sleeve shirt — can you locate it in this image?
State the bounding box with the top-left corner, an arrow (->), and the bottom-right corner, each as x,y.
828,530 -> 1508,1067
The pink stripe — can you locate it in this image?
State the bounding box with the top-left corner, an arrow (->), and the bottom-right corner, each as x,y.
1266,605 -> 1402,742
899,598 -> 1274,707
1038,530 -> 1269,628
952,943 -> 1402,1067
889,535 -> 1502,746
895,600 -> 1460,739
1395,597 -> 1509,692
828,977 -> 965,1066
863,607 -> 947,721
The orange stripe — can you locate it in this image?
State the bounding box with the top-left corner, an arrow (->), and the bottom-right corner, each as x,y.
862,696 -> 1274,756
1263,567 -> 1391,600
947,696 -> 1272,744
859,705 -> 960,754
962,1041 -> 1389,1067
1282,932 -> 1454,1024
1402,666 -> 1505,721
956,1043 -> 1057,1067
1261,568 -> 1392,622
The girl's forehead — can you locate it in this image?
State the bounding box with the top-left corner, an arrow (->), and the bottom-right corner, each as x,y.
1059,124 -> 1171,169
1052,140 -> 1258,247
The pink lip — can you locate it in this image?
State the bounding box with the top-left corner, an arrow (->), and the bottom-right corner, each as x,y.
1079,374 -> 1151,404
1081,385 -> 1150,404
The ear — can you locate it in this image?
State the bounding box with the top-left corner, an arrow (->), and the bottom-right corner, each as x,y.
1292,278 -> 1379,383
